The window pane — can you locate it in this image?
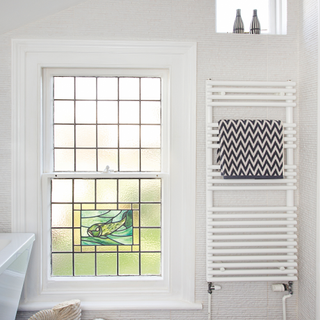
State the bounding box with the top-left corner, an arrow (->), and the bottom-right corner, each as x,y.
76,149 -> 96,171
141,149 -> 160,171
119,125 -> 139,148
74,253 -> 95,276
52,229 -> 73,252
119,179 -> 139,202
97,253 -> 117,275
76,101 -> 96,123
141,101 -> 160,124
54,101 -> 74,123
76,77 -> 96,100
97,77 -> 118,100
119,149 -> 139,171
141,179 -> 161,202
119,253 -> 139,275
54,77 -> 74,100
96,179 -> 117,202
52,253 -> 73,276
141,253 -> 161,275
141,78 -> 161,100
52,179 -> 72,202
98,125 -> 118,148
74,179 -> 95,202
141,228 -> 161,251
141,125 -> 160,148
98,149 -> 118,171
141,204 -> 161,227
119,101 -> 139,124
54,149 -> 74,171
97,101 -> 118,123
52,204 -> 73,227
76,125 -> 96,147
119,78 -> 139,100
54,125 -> 74,147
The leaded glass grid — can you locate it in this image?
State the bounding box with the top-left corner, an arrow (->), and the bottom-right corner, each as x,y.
51,178 -> 161,276
53,76 -> 161,172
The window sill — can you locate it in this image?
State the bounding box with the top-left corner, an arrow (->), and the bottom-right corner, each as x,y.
19,300 -> 203,311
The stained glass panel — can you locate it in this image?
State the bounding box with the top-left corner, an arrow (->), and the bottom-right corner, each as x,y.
51,178 -> 161,276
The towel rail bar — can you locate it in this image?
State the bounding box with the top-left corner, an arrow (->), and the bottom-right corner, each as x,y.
207,206 -> 297,212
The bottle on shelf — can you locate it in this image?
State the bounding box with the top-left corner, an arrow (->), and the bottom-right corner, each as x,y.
233,9 -> 244,33
250,9 -> 261,34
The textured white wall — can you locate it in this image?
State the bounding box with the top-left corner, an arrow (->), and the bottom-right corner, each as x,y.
0,0 -> 302,319
298,0 -> 318,319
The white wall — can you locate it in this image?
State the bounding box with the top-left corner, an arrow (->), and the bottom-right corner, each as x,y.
298,0 -> 318,319
0,0 -> 301,319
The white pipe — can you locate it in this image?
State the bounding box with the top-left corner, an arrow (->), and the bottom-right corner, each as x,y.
207,102 -> 296,107
207,122 -> 296,128
207,87 -> 296,93
207,206 -> 297,212
282,294 -> 292,320
208,186 -> 297,191
206,94 -> 296,100
208,293 -> 211,320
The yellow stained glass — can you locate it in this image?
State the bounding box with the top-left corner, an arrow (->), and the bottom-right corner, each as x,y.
82,246 -> 95,252
74,211 -> 81,227
74,204 -> 81,209
74,246 -> 81,252
118,204 -> 132,209
74,229 -> 81,245
133,211 -> 139,227
82,204 -> 95,210
133,229 -> 139,245
96,203 -> 117,210
97,246 -> 117,252
119,246 -> 132,252
132,245 -> 140,251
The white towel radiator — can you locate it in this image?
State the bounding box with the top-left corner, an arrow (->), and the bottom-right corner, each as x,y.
206,80 -> 298,282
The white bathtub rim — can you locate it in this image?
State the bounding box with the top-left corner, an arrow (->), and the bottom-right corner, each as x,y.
0,233 -> 35,275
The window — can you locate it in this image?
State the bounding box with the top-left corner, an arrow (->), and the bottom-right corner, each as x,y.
216,0 -> 287,35
49,74 -> 162,277
12,40 -> 199,310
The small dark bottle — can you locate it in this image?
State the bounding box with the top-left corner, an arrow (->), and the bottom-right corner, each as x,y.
250,9 -> 261,34
233,9 -> 244,33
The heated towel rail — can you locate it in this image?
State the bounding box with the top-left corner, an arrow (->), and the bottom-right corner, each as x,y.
206,80 -> 298,282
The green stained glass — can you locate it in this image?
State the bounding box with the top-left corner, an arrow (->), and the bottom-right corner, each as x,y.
74,253 -> 95,276
81,210 -> 133,246
141,204 -> 161,227
141,253 -> 161,275
119,253 -> 139,275
141,179 -> 161,202
119,179 -> 139,202
52,229 -> 72,252
52,253 -> 73,276
97,253 -> 117,275
141,228 -> 161,251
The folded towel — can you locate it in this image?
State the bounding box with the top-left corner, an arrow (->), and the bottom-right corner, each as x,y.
217,119 -> 284,179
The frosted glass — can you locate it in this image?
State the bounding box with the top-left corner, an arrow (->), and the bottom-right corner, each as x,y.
141,149 -> 160,171
119,149 -> 139,171
76,149 -> 96,171
119,179 -> 139,202
141,125 -> 160,147
52,253 -> 73,276
98,149 -> 118,171
119,125 -> 139,148
54,125 -> 74,147
141,204 -> 161,227
119,253 -> 139,275
97,253 -> 117,275
119,101 -> 139,124
54,77 -> 74,100
54,149 -> 74,171
76,77 -> 96,100
52,204 -> 72,227
52,229 -> 72,252
76,125 -> 96,147
97,101 -> 118,123
141,253 -> 161,275
119,78 -> 139,100
54,101 -> 74,123
96,179 -> 117,202
52,179 -> 72,202
98,125 -> 118,148
74,179 -> 95,202
97,78 -> 118,100
141,78 -> 161,100
141,179 -> 161,202
76,101 -> 96,123
141,228 -> 161,251
74,253 -> 95,276
141,101 -> 160,124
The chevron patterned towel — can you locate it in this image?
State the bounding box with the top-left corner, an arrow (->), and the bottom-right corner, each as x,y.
217,119 -> 284,179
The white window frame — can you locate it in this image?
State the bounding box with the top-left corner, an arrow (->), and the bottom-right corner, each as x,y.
12,39 -> 200,311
